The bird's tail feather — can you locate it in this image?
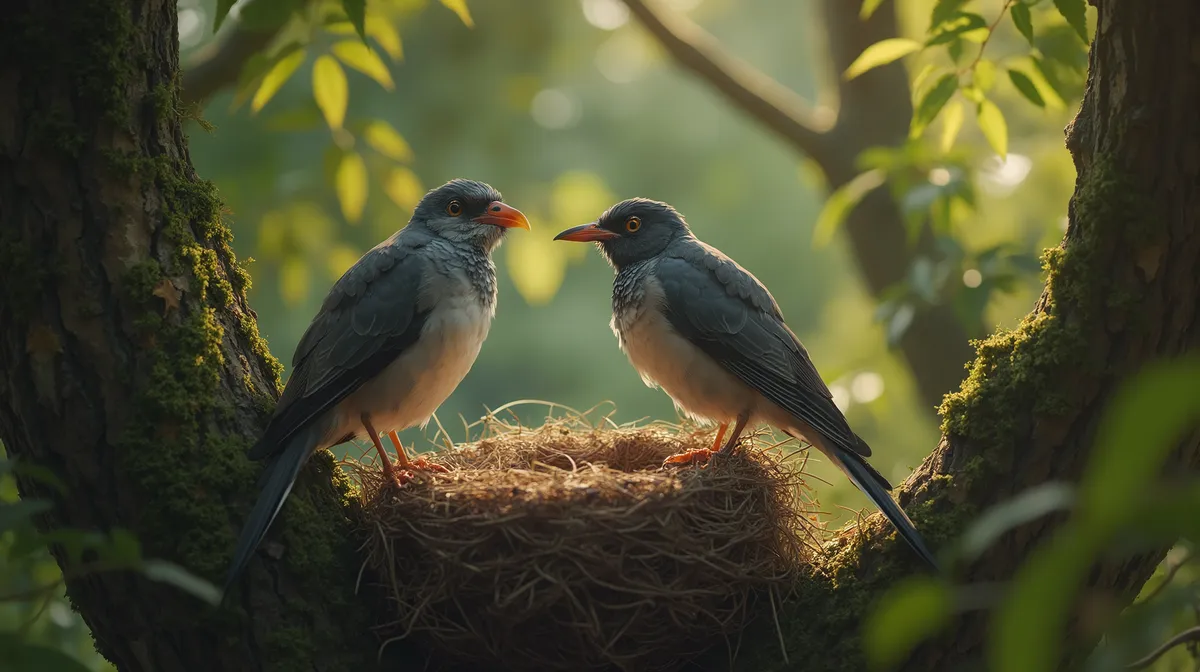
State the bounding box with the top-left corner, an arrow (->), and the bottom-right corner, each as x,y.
222,425 -> 318,598
829,449 -> 941,572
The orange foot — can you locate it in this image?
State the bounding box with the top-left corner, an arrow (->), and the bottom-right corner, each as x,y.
394,460 -> 449,486
662,448 -> 715,466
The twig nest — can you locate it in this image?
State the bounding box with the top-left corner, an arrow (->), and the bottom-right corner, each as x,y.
357,421 -> 813,671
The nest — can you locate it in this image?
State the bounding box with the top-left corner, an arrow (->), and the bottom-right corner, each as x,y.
355,413 -> 817,672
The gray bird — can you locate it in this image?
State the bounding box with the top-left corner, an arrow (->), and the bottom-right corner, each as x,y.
554,198 -> 938,570
224,179 -> 530,594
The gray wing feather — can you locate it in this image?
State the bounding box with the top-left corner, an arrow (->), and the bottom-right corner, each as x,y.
249,237 -> 430,459
656,243 -> 865,456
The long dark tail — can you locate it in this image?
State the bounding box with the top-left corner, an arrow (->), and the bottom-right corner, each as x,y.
828,448 -> 941,572
222,425 -> 318,598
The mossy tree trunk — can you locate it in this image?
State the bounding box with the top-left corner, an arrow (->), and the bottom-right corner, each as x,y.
0,1 -> 395,670
732,1 -> 1200,670
0,1 -> 1196,672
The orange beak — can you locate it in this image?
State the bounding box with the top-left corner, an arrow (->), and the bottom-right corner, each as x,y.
553,222 -> 620,242
473,201 -> 531,230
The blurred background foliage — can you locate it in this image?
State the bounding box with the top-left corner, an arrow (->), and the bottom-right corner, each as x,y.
6,0 -> 1197,669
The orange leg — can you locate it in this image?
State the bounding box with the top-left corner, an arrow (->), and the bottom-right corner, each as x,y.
663,422 -> 729,466
388,430 -> 449,480
361,413 -> 400,485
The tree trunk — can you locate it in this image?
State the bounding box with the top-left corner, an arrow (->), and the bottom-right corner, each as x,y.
0,1 -> 1195,672
0,1 -> 402,670
723,1 -> 1200,669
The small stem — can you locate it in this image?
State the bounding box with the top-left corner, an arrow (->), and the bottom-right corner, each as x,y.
960,0 -> 1017,76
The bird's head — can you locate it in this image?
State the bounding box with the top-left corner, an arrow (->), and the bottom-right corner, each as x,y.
552,198 -> 689,269
410,178 -> 530,252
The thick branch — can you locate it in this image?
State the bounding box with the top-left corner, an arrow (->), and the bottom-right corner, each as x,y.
622,0 -> 976,411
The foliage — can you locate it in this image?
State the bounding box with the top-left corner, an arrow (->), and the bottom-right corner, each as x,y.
864,358 -> 1200,671
0,448 -> 220,671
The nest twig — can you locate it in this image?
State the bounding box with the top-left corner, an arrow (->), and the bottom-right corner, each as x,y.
355,412 -> 818,671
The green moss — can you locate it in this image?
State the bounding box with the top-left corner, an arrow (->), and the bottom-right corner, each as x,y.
0,233 -> 51,322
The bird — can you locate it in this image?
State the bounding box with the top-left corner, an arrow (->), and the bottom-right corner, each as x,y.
223,178 -> 530,595
553,198 -> 939,571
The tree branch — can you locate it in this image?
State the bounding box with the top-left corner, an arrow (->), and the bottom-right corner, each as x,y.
620,0 -> 836,168
622,0 -> 976,413
1127,626 -> 1200,670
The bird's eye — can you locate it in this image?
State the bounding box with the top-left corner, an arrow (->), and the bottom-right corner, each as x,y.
446,200 -> 463,216
625,216 -> 641,232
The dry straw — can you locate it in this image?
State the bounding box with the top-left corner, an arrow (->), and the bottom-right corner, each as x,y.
353,404 -> 819,671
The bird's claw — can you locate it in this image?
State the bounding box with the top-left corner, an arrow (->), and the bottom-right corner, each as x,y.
662,448 -> 715,467
389,457 -> 450,487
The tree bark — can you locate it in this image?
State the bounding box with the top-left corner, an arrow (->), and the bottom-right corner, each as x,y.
0,1 -> 403,670
0,1 -> 1195,672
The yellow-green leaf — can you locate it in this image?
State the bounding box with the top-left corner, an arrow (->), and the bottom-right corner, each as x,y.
812,169 -> 886,248
844,38 -> 923,80
939,101 -> 964,153
860,0 -> 887,20
1010,3 -> 1034,44
279,257 -> 310,306
363,120 -> 413,162
973,59 -> 996,92
312,55 -> 348,130
440,0 -> 473,27
383,166 -> 425,212
506,232 -> 566,305
251,49 -> 307,114
335,152 -> 368,223
326,244 -> 362,279
327,18 -> 404,61
331,40 -> 395,90
1007,69 -> 1045,108
1020,60 -> 1065,110
977,99 -> 1008,158
910,73 -> 959,138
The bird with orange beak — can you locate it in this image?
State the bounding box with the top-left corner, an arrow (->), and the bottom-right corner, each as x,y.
554,198 -> 939,571
224,179 -> 530,595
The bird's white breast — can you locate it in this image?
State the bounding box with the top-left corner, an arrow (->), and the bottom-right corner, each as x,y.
612,276 -> 755,425
341,267 -> 493,436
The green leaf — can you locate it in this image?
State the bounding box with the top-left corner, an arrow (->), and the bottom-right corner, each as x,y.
0,499 -> 51,533
250,48 -> 307,114
812,169 -> 886,248
312,55 -> 349,130
384,166 -> 425,211
844,38 -> 923,80
926,12 -> 988,47
860,0 -> 887,20
331,40 -> 395,90
939,101 -> 964,153
213,0 -> 236,32
238,0 -> 305,30
279,257 -> 310,306
440,0 -> 474,27
336,152 -> 368,223
0,635 -> 93,672
362,120 -> 413,162
105,528 -> 142,566
959,483 -> 1075,561
1022,59 -> 1065,109
910,73 -> 959,138
976,99 -> 1008,157
1007,69 -> 1046,107
864,576 -> 953,670
929,0 -> 968,28
142,560 -> 222,605
1010,3 -> 1034,44
1052,0 -> 1089,42
342,0 -> 367,42
974,59 -> 996,91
